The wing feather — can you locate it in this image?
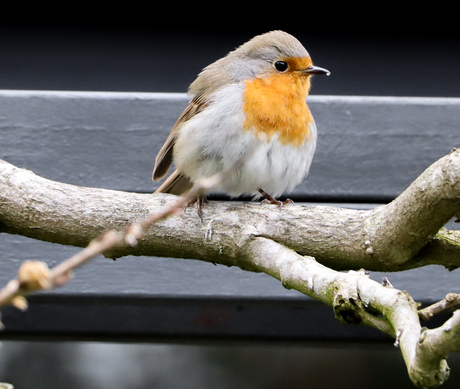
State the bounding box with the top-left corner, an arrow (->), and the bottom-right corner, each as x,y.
152,93 -> 208,181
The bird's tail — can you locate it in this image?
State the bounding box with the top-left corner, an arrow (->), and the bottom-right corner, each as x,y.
154,169 -> 193,195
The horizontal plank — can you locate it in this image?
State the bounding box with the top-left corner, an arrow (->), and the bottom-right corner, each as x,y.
1,295 -> 390,343
0,90 -> 187,194
1,91 -> 459,201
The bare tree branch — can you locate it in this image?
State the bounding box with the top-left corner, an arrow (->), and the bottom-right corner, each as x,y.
232,236 -> 453,387
419,310 -> 460,364
419,293 -> 460,321
1,150 -> 459,271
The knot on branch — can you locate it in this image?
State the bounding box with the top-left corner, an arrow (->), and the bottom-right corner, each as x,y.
333,294 -> 366,325
331,270 -> 372,325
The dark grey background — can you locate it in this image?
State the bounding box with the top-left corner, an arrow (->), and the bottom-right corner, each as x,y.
0,23 -> 459,97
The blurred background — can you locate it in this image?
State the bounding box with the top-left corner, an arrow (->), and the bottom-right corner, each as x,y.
0,22 -> 459,97
0,15 -> 459,389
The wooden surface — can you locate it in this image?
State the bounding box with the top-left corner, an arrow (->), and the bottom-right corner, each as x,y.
0,91 -> 459,342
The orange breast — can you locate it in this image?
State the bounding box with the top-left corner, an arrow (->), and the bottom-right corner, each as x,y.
242,63 -> 314,148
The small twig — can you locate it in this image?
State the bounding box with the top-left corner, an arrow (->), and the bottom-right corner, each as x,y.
418,293 -> 460,321
0,192 -> 186,322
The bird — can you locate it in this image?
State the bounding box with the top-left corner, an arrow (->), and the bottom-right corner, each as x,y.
153,30 -> 329,212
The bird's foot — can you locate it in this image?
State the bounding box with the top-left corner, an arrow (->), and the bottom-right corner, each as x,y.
186,195 -> 208,222
258,188 -> 294,208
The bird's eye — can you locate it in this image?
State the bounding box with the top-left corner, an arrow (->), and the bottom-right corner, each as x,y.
274,60 -> 288,72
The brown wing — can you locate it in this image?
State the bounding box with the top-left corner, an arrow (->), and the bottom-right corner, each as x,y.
154,169 -> 193,195
152,93 -> 208,181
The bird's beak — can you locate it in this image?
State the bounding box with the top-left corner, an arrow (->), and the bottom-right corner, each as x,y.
301,65 -> 330,76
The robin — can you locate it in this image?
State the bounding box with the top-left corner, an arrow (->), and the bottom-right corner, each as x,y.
153,30 -> 329,210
